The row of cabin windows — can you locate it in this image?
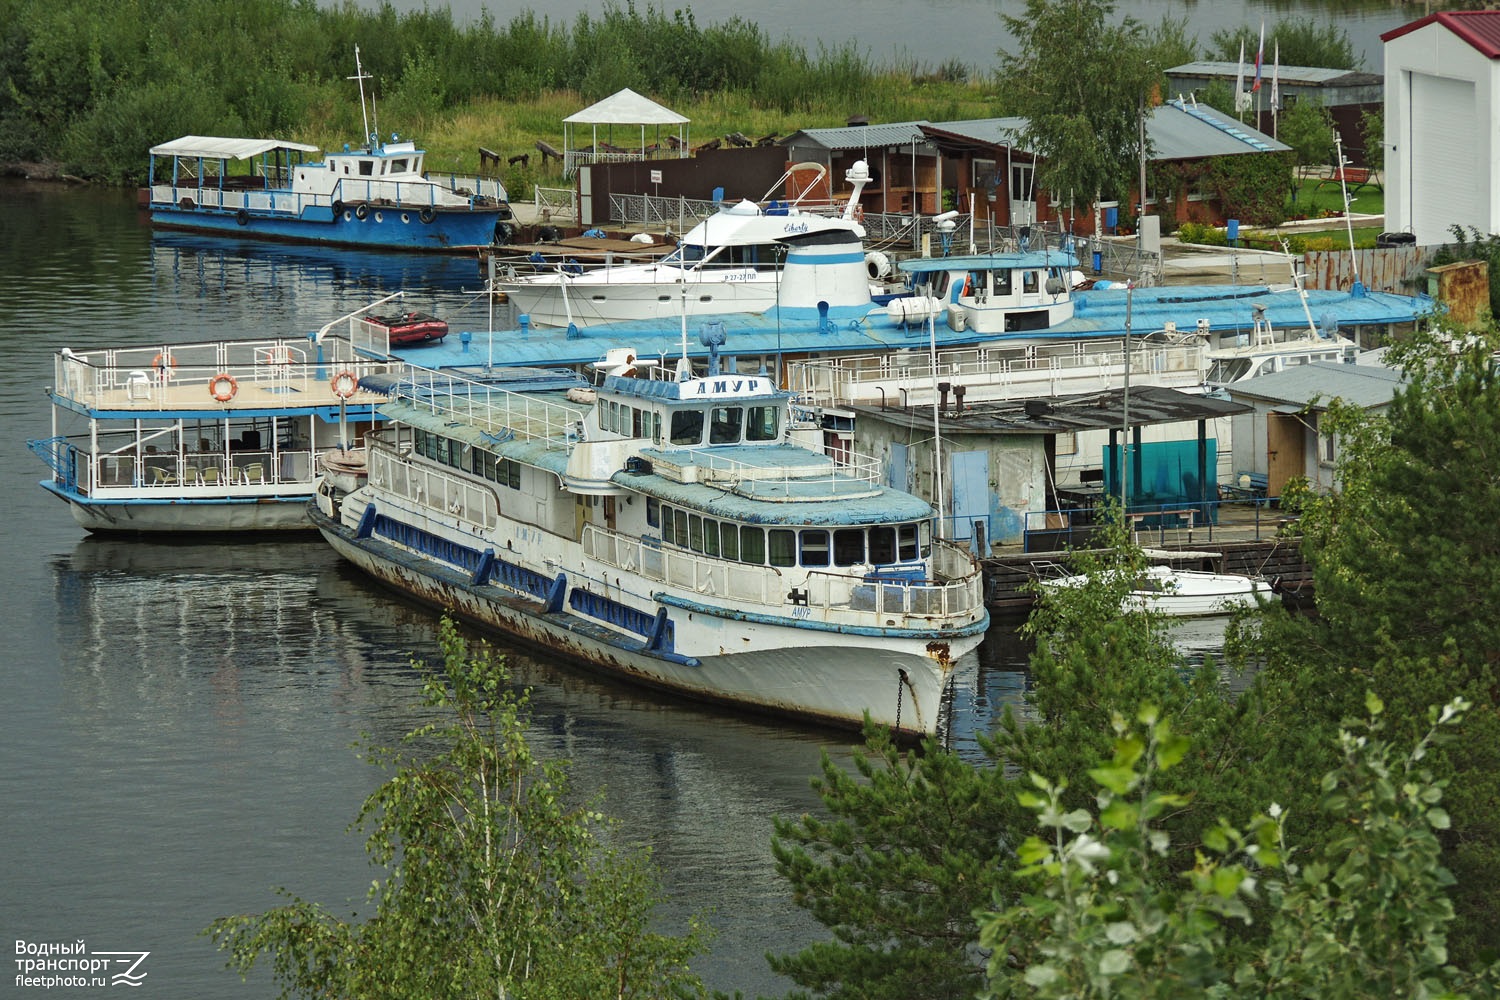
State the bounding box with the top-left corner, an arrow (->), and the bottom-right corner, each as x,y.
335,158 -> 410,177
648,499 -> 927,567
676,243 -> 770,267
413,430 -> 520,489
600,401 -> 661,440
937,268 -> 1060,298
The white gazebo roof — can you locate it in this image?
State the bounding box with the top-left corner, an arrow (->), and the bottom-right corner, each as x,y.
564,88 -> 689,125
561,89 -> 690,177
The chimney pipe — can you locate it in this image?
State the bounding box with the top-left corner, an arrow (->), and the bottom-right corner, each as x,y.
937,380 -> 951,413
952,384 -> 966,412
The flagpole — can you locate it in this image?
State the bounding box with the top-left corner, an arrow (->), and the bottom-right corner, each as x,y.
1235,39 -> 1246,124
1271,41 -> 1280,139
1251,21 -> 1265,131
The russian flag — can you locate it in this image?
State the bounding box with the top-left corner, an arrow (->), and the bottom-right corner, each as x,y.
1251,22 -> 1265,92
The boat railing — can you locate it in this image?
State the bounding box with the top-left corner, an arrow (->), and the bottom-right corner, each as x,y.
150,173 -> 507,216
423,172 -> 510,205
608,191 -> 854,232
53,341 -> 391,409
48,441 -> 317,495
786,337 -> 1205,408
393,369 -> 584,447
367,446 -> 502,527
672,445 -> 884,492
580,524 -> 985,628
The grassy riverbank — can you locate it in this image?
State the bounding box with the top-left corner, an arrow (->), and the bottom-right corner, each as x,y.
2,0 -> 996,186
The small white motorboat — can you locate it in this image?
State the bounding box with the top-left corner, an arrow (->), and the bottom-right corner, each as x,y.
1036,562 -> 1275,617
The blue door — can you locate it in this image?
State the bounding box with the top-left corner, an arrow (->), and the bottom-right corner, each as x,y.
886,441 -> 909,492
949,449 -> 990,546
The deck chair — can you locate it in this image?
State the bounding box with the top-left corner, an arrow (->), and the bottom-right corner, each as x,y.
200,466 -> 221,486
181,467 -> 202,486
150,466 -> 178,486
242,462 -> 265,484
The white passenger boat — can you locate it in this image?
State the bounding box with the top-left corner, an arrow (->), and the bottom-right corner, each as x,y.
28,302 -> 408,534
494,161 -> 880,327
1036,562 -> 1275,617
310,361 -> 990,736
145,48 -> 512,253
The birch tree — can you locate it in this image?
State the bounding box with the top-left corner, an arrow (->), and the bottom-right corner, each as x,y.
996,0 -> 1160,218
207,618 -> 709,1000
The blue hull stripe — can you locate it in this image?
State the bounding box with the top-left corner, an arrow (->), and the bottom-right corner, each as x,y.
312,504 -> 699,667
151,208 -> 501,251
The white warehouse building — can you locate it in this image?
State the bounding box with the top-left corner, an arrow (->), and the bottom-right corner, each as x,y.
1383,11 -> 1500,246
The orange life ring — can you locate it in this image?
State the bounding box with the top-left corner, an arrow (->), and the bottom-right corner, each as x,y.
152,352 -> 178,378
330,370 -> 359,399
208,373 -> 238,402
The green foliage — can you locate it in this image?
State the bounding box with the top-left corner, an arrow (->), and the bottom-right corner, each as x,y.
1208,18 -> 1358,72
995,0 -> 1159,211
1142,17 -> 1198,88
977,706 -> 1267,998
976,695 -> 1488,998
1250,321 -> 1500,965
1175,221 -> 1227,246
769,516 -> 1271,999
1279,99 -> 1337,175
1204,150 -> 1294,226
1359,106 -> 1384,171
206,618 -> 708,1000
768,725 -> 1014,1000
0,0 -> 990,179
1150,150 -> 1290,229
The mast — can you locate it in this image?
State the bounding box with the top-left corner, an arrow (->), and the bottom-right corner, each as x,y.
349,45 -> 375,148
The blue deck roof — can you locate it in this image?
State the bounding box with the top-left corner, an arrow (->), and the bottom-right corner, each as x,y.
387,280 -> 1433,374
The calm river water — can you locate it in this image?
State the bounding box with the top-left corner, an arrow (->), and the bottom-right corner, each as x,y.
0,180 -> 1054,998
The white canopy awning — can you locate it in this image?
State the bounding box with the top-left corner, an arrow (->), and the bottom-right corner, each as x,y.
148,136 -> 321,160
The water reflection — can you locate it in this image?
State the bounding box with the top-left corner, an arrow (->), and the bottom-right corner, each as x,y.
45,536 -> 839,995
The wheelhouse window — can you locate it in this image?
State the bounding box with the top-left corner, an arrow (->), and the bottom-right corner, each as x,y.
358,160 -> 374,176
746,404 -> 779,442
670,409 -> 704,445
900,524 -> 921,561
709,406 -> 743,444
388,158 -> 409,172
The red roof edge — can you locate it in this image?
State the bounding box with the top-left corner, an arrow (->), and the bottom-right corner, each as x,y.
1382,10 -> 1500,60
